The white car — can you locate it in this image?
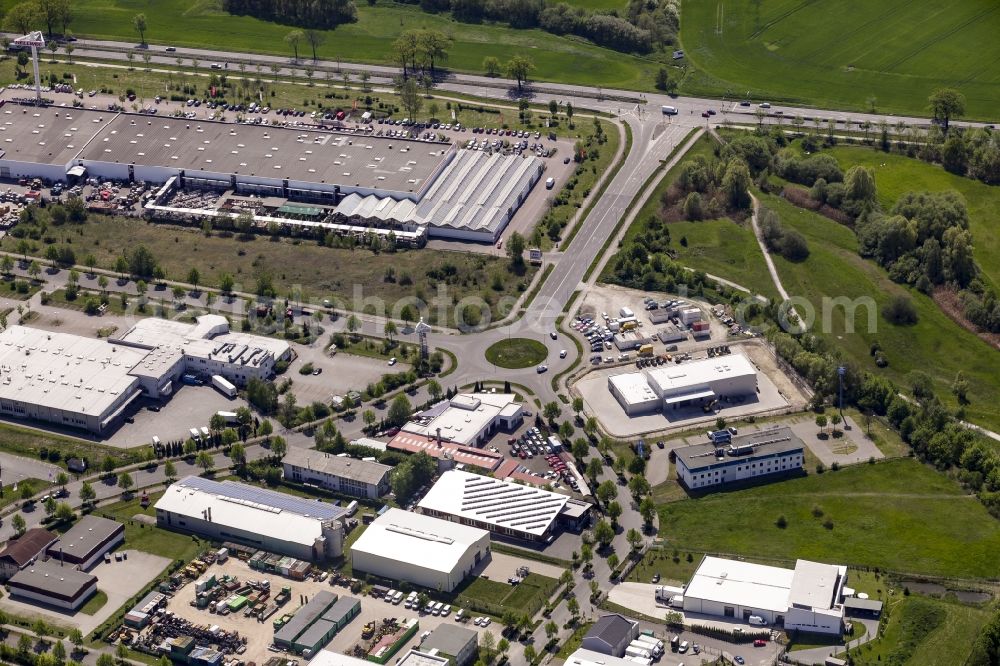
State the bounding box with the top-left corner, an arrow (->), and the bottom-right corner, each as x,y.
536,364 -> 548,373
474,617 -> 484,626
481,617 -> 491,627
388,357 -> 397,366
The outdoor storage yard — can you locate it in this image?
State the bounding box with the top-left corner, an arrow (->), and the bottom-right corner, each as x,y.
164,556 -> 503,664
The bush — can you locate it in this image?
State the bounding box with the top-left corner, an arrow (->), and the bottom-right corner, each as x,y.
775,515 -> 788,529
884,294 -> 918,325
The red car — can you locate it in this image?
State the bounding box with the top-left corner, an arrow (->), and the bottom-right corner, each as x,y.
753,639 -> 767,647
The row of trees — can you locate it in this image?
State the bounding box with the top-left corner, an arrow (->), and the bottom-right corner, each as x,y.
392,29 -> 451,78
4,0 -> 72,38
223,0 -> 358,30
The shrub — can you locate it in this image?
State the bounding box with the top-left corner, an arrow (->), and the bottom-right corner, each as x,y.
775,515 -> 788,529
884,294 -> 918,325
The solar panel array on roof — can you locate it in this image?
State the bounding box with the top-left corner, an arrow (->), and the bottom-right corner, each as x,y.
459,475 -> 563,532
176,476 -> 347,520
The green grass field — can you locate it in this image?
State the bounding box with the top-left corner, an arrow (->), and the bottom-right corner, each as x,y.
759,192 -> 1000,431
658,458 -> 1000,578
3,0 -> 659,90
603,134 -> 778,299
679,0 -> 1000,118
823,145 -> 1000,290
849,595 -> 990,666
485,338 -> 548,369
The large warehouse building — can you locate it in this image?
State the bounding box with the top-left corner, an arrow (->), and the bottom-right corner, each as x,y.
417,470 -> 591,543
46,515 -> 124,569
0,317 -> 289,434
282,449 -> 392,499
155,476 -> 348,561
0,103 -> 542,243
674,426 -> 805,489
608,354 -> 758,416
350,508 -> 490,592
683,556 -> 847,635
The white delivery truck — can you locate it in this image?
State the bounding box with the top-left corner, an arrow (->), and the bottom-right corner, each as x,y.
189,428 -> 201,443
661,105 -> 678,115
624,646 -> 652,660
212,374 -> 237,398
216,411 -> 240,425
634,635 -> 664,655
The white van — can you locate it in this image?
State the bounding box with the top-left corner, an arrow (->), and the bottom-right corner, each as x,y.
545,177 -> 555,189
433,602 -> 444,615
748,615 -> 768,626
661,105 -> 678,115
151,435 -> 161,447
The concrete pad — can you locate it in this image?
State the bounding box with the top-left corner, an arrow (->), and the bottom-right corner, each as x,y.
607,582 -> 671,620
478,552 -> 564,581
0,548 -> 170,634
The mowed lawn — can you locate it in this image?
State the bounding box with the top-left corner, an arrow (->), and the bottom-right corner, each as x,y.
825,146 -> 1000,290
2,0 -> 659,90
658,459 -> 1000,578
679,0 -> 1000,118
760,193 -> 1000,432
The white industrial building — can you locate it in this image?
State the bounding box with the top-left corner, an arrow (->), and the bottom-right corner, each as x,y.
401,393 -> 523,448
608,354 -> 758,416
683,556 -> 847,635
566,649 -> 644,666
282,448 -> 392,499
6,560 -> 98,611
674,427 -> 805,490
155,476 -> 348,561
417,469 -> 591,543
350,508 -> 490,592
0,317 -> 288,434
0,103 -> 542,243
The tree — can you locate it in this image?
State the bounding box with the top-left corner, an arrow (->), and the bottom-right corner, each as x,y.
196,450 -> 214,473
544,620 -> 558,639
118,471 -> 134,492
163,459 -> 177,482
116,643 -> 129,666
220,273 -> 235,294
606,500 -> 622,525
396,76 -> 423,120
497,638 -> 510,660
11,513 -> 26,537
133,13 -> 148,45
523,645 -> 537,665
79,481 -> 96,506
929,87 -> 966,133
952,371 -> 970,404
597,479 -> 617,504
543,401 -> 561,422
594,518 -> 614,547
586,457 -> 602,482
483,56 -> 501,77
304,29 -> 325,61
363,409 -> 377,428
481,631 -> 496,660
271,436 -> 288,460
628,474 -> 650,498
52,641 -> 67,666
571,438 -> 589,463
388,394 -> 412,427
384,320 -> 397,343
55,502 -> 73,523
830,413 -> 842,434
639,496 -> 655,526
20,481 -> 35,500
815,414 -> 828,434
506,231 -> 526,267
626,527 -> 643,551
285,29 -> 304,61
230,442 -> 247,469
505,55 -> 534,92
427,380 -> 443,401
97,654 -> 116,666
28,260 -> 41,280
69,628 -> 84,650
56,471 -> 69,490
6,2 -> 40,35
722,158 -> 752,209
44,495 -> 57,516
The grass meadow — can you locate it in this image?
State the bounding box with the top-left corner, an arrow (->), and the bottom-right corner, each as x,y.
657,458 -> 1000,579
679,0 -> 1000,118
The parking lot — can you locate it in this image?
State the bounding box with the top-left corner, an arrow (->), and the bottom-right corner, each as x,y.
286,341 -> 405,405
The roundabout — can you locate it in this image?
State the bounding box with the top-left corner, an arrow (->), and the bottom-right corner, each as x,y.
485,338 -> 549,369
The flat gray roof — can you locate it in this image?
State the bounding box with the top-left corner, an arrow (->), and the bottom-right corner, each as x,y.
8,559 -> 97,597
422,625 -> 477,656
77,112 -> 450,195
675,426 -> 804,472
48,515 -> 123,560
274,590 -> 337,643
0,105 -> 107,165
282,448 -> 392,485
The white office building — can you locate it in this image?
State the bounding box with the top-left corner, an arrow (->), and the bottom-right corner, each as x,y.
683,556 -> 847,635
674,427 -> 805,490
282,448 -> 392,499
350,508 -> 490,592
155,476 -> 347,561
401,393 -> 523,448
608,354 -> 758,416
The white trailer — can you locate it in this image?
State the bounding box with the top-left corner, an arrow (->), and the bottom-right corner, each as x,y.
633,635 -> 663,655
212,374 -> 237,398
624,646 -> 652,660
625,658 -> 651,666
216,411 -> 240,425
